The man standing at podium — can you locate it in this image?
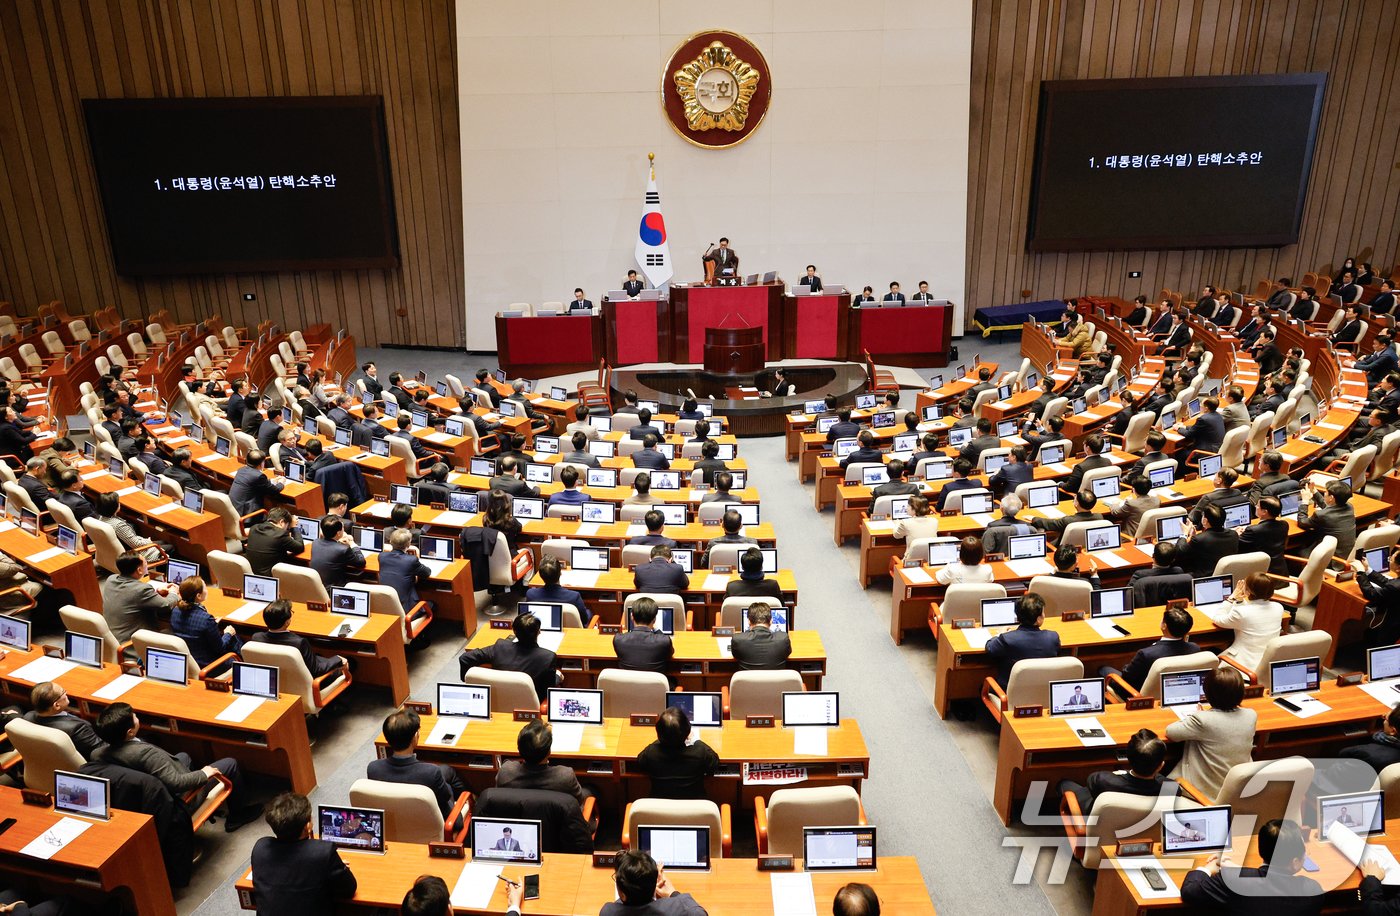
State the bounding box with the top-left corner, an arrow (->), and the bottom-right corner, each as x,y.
707,238 -> 739,278
799,265 -> 823,292
622,270 -> 644,298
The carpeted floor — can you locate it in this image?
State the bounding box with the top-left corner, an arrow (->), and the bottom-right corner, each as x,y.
187,332 -> 1099,915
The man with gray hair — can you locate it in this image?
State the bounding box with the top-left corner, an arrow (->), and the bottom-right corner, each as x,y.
507,379 -> 549,433
983,493 -> 1035,555
17,457 -> 54,508
379,527 -> 433,619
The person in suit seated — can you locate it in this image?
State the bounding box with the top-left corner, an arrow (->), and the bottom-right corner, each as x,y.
383,372 -> 413,412
1236,304 -> 1268,347
244,507 -> 304,576
223,379 -> 249,429
1155,310 -> 1192,355
981,493 -> 1037,555
1226,495 -> 1285,579
489,456 -> 540,499
601,848 -> 708,915
675,398 -> 704,422
701,510 -> 757,567
1181,819 -> 1319,914
526,556 -> 591,625
1124,294 -> 1151,327
1021,414 -> 1067,462
369,709 -> 469,831
632,434 -> 671,470
25,681 -> 105,760
17,458 -> 54,508
547,466 -> 588,510
1057,434 -> 1110,498
565,404 -> 600,443
250,792 -> 358,915
1176,504 -> 1239,579
458,611 -> 561,700
907,431 -> 942,472
984,593 -> 1060,687
730,603 -> 792,670
1128,541 -> 1188,602
967,367 -> 995,397
309,516 -> 365,588
1175,397 -> 1226,469
826,407 -> 862,444
1355,332 -> 1399,389
1367,372 -> 1400,416
632,706 -> 719,801
1049,543 -> 1102,588
624,473 -> 654,507
1338,704 -> 1400,777
411,462 -> 455,507
348,403 -> 386,449
628,510 -> 677,549
614,596 -> 674,673
239,399 -> 267,437
882,281 -> 905,304
633,545 -> 689,595
1026,376 -> 1058,420
872,458 -> 921,498
1286,286 -> 1318,322
839,429 -> 884,471
377,528 -> 432,614
1099,607 -> 1198,689
958,418 -> 1000,468
1057,728 -> 1178,819
228,450 -> 286,517
1329,407 -> 1397,464
1298,478 -> 1356,560
1332,269 -> 1362,301
497,718 -> 592,818
1122,431 -> 1167,481
911,280 -> 937,302
299,439 -> 339,484
1107,475 -> 1160,539
689,440 -> 727,486
628,408 -> 663,441
1188,466 -> 1245,526
53,469 -> 95,526
324,393 -> 356,431
251,599 -> 349,679
612,389 -> 642,419
1332,304 -> 1367,348
1262,277 -> 1292,312
1144,298 -> 1173,336
832,883 -> 881,916
568,288 -> 593,311
852,286 -> 877,307
760,367 -> 792,399
1191,285 -> 1218,318
621,270 -> 645,298
1218,385 -> 1250,432
390,414 -> 432,463
1032,490 -> 1103,541
1249,378 -> 1286,421
935,458 -> 980,512
1246,451 -> 1292,502
725,547 -> 784,602
1371,277 -> 1398,316
895,494 -> 941,543
561,430 -> 601,468
1212,297 -> 1237,328
796,264 -> 823,292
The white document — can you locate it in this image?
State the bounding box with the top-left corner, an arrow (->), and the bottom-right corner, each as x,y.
1037,506 -> 1065,519
703,573 -> 731,591
19,817 -> 91,861
1117,857 -> 1181,899
215,694 -> 266,723
865,520 -> 895,534
792,726 -> 830,757
426,715 -> 470,747
991,400 -> 1012,410
1276,693 -> 1331,719
0,522 -> 15,533
716,637 -> 732,657
625,524 -> 647,537
79,470 -> 109,481
968,513 -> 995,527
148,503 -> 181,516
1044,463 -> 1070,475
771,872 -> 819,916
425,431 -> 454,443
450,862 -> 505,909
1095,551 -> 1132,568
164,435 -> 192,445
1005,558 -> 1054,577
196,453 -> 223,465
574,523 -> 601,536
1086,618 -> 1129,640
92,673 -> 144,701
559,570 -> 600,590
420,558 -> 451,576
359,501 -> 393,519
959,627 -> 993,650
28,547 -> 66,563
1328,821 -> 1400,884
902,565 -> 933,584
537,631 -> 565,653
551,722 -> 585,753
113,486 -> 140,497
1360,679 -> 1400,709
431,510 -> 474,526
1066,716 -> 1115,747
9,656 -> 77,684
223,601 -> 266,623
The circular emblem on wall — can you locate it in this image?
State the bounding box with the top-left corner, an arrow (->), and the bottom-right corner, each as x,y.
662,31 -> 771,149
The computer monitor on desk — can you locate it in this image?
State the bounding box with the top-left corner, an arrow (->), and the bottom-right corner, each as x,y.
1162,806 -> 1231,854
665,691 -> 722,727
319,806 -> 386,854
471,817 -> 542,865
782,691 -> 838,727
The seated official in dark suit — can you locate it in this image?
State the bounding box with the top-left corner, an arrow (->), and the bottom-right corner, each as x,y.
798,265 -> 823,292
379,528 -> 432,612
229,450 -> 286,517
1129,541 -> 1189,606
882,281 -> 906,304
525,556 -> 591,625
1176,504 -> 1239,579
489,456 -> 541,499
957,418 -> 1000,468
457,612 -> 561,701
839,429 -> 884,471
1339,704 -> 1400,775
415,463 -> 458,507
613,597 -> 675,673
1031,490 -> 1102,538
251,792 -> 358,916
633,544 -> 690,595
935,458 -> 981,512
852,286 -> 877,307
825,408 -> 862,444
1175,397 -> 1226,466
632,707 -> 720,801
569,288 -> 593,311
984,593 -> 1061,687
1247,451 -> 1293,501
988,446 -> 1033,499
1181,819 -> 1321,916
1098,608 -> 1199,690
1187,466 -> 1246,527
1297,479 -> 1356,561
730,603 -> 792,670
724,548 -> 784,602
631,434 -> 671,470
368,709 -> 468,830
561,430 -> 601,467
1238,496 -> 1290,576
627,510 -> 677,549
700,510 -> 758,567
1058,434 -> 1111,498
24,681 -> 106,760
497,718 -> 590,808
871,458 -> 921,498
244,508 -> 305,577
622,270 -> 645,298
1057,728 -> 1178,816
250,600 -> 348,677
691,440 -> 728,484
602,849 -> 708,916
309,516 -> 366,588
627,408 -> 663,441
699,470 -> 738,505
54,470 -> 95,526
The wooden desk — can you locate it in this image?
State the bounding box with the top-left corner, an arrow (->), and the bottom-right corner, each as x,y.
0,524 -> 101,612
235,850 -> 935,915
0,785 -> 173,915
521,568 -> 798,631
203,592 -> 411,704
1313,576 -> 1369,667
463,626 -> 827,690
287,546 -> 478,638
0,646 -> 316,793
80,466 -> 225,562
994,682 -> 1389,825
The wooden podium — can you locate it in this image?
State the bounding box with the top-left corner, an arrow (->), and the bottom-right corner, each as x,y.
703,326 -> 764,374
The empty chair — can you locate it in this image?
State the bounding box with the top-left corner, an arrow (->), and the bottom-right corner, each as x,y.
463,667 -> 541,713
541,538 -> 589,565
1272,536 -> 1338,627
39,331 -> 63,357
241,641 -> 351,715
623,798 -> 731,857
201,489 -> 257,553
755,786 -> 865,856
1213,552 -> 1271,580
983,657 -> 1085,724
359,582 -> 433,644
597,670 -> 669,719
5,718 -> 84,795
1062,792 -> 1204,870
348,778 -> 468,844
729,670 -> 803,720
270,562 -> 331,605
1026,575 -> 1093,617
66,319 -> 91,342
207,550 -> 252,590
59,605 -> 126,666
932,583 -> 1008,628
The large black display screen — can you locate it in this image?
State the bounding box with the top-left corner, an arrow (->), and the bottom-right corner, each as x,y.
1026,74 -> 1326,252
83,97 -> 399,274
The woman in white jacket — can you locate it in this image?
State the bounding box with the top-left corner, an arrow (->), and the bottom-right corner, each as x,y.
1208,572 -> 1285,672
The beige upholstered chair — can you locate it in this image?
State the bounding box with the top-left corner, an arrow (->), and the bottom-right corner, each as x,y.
597,670 -> 668,719
5,718 -> 83,795
755,786 -> 865,856
728,670 -> 803,720
623,798 -> 731,857
242,641 -> 351,715
463,667 -> 541,713
349,778 -> 468,844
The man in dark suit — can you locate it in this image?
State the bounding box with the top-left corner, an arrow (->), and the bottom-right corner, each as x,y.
560,431 -> 600,469
984,593 -> 1061,687
1192,285 -> 1218,318
1372,278 -> 1398,315
1129,542 -> 1188,604
882,282 -> 906,304
569,288 -> 593,311
1058,434 -> 1111,497
825,408 -> 862,444
1176,397 -> 1226,466
368,709 -> 468,828
1339,705 -> 1400,775
17,458 -> 54,509
1247,451 -> 1292,501
706,238 -> 738,278
853,286 -> 877,307
603,849 -> 708,916
1237,305 -> 1268,347
385,372 -> 414,412
632,545 -> 689,595
839,429 -> 884,471
628,510 -> 677,549
1368,372 -> 1400,415
1238,496 -> 1290,576
1250,378 -> 1286,420
309,516 -> 365,588
1056,728 -> 1178,816
1156,311 -> 1191,354
1298,478 -> 1356,560
251,600 -> 347,677
627,408 -> 662,441
54,470 -> 94,526
524,556 -> 591,625
458,612 -> 560,700
1124,295 -> 1150,327
1032,490 -> 1103,538
871,458 -> 921,498
326,394 -> 356,430
935,458 -> 981,512
1146,299 -> 1173,336
730,604 -> 792,670
1328,407 -> 1396,463
304,439 -> 343,483
958,418 -> 1000,468
1181,819 -> 1321,916
1126,431 -> 1170,479
622,270 -> 645,297
798,265 -> 823,292
1355,333 -> 1399,388
229,450 -> 286,516
161,448 -> 204,494
1099,608 -> 1199,690
379,528 -> 432,611
223,379 -> 249,430
359,362 -> 384,400
724,547 -> 785,602
1264,278 -> 1294,312
414,463 -> 457,506
1188,466 -> 1246,526
1176,504 -> 1239,579
1332,304 -> 1367,346
690,440 -> 728,485
25,681 -> 105,760
613,596 -> 674,673
489,456 -> 540,498
250,792 -> 358,915
632,434 -> 671,470
496,719 -> 590,807
243,508 -> 304,576
350,404 -> 387,449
